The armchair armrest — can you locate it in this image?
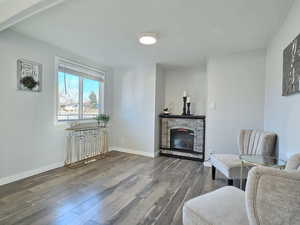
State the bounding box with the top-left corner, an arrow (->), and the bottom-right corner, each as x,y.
245,166 -> 300,225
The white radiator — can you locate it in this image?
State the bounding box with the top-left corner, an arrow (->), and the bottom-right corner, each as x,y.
65,127 -> 108,167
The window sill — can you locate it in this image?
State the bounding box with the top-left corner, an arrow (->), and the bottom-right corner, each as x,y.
54,119 -> 97,128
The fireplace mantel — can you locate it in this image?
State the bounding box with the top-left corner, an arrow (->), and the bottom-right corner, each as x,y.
159,114 -> 205,119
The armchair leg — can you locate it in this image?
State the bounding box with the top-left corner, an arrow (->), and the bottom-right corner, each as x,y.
228,179 -> 233,186
212,166 -> 216,180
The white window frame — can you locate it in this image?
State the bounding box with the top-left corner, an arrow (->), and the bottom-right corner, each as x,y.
54,56 -> 106,123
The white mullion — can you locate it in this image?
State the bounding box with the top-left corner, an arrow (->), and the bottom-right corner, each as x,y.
98,82 -> 102,114
79,77 -> 83,119
101,81 -> 105,114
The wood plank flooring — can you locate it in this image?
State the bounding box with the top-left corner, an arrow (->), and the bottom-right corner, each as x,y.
0,151 -> 226,225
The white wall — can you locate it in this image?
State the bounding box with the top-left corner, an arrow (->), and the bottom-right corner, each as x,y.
164,67 -> 207,115
206,50 -> 266,155
264,0 -> 300,159
0,29 -> 112,184
110,64 -> 157,157
154,64 -> 165,155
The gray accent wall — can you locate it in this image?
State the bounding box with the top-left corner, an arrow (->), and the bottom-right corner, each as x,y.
206,50 -> 266,156
264,0 -> 300,160
164,67 -> 207,115
154,65 -> 165,155
110,64 -> 157,156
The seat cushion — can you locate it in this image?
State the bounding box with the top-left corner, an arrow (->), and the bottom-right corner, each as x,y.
183,186 -> 249,225
211,154 -> 248,179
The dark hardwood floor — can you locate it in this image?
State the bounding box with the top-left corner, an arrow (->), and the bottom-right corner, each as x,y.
0,151 -> 225,225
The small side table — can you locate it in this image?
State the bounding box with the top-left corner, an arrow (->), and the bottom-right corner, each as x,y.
239,155 -> 286,189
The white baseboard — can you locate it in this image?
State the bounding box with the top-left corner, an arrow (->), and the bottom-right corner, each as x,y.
109,146 -> 156,158
154,151 -> 160,157
0,162 -> 64,186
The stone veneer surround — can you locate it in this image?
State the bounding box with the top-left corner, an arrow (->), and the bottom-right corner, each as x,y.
159,114 -> 205,161
161,118 -> 204,152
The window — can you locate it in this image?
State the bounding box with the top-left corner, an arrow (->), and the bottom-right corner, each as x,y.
56,57 -> 105,121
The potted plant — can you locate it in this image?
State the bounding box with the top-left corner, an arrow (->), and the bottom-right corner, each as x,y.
95,114 -> 110,128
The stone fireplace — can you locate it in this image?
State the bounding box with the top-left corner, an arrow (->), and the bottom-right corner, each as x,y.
159,114 -> 205,161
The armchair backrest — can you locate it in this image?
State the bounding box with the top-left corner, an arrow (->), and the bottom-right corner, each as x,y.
245,154 -> 300,225
238,130 -> 277,156
286,153 -> 300,171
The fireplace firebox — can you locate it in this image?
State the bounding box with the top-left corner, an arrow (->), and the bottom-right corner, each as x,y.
170,128 -> 194,151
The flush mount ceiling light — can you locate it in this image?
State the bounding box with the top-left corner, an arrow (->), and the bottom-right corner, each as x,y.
138,32 -> 158,45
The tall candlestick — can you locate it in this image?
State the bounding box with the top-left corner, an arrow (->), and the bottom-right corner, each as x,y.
187,102 -> 191,115
182,96 -> 187,115
183,91 -> 187,97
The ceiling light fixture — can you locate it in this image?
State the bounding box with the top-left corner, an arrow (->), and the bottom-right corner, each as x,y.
138,32 -> 158,45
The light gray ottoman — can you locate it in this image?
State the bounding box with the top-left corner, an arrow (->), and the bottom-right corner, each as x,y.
183,186 -> 249,225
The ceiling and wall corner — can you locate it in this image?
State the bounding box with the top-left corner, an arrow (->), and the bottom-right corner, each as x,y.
0,0 -> 66,31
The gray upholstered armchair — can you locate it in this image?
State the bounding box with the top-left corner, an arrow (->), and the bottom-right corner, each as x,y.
210,129 -> 277,185
183,153 -> 300,225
